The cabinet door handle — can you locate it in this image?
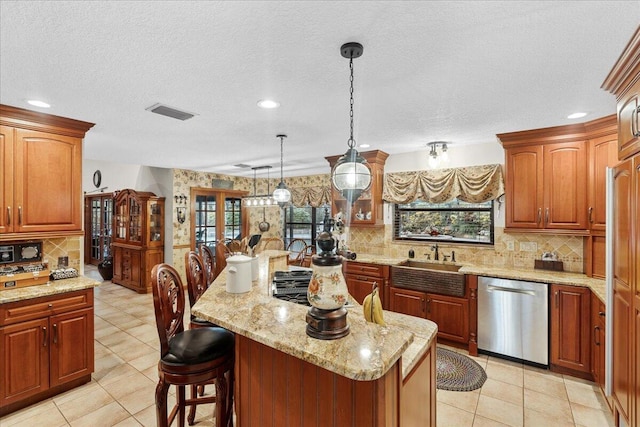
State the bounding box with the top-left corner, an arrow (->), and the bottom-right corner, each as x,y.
588,207 -> 593,223
545,208 -> 549,225
42,326 -> 47,347
6,207 -> 10,226
53,323 -> 58,344
633,106 -> 640,138
537,208 -> 542,224
555,291 -> 559,309
426,298 -> 431,314
18,206 -> 22,225
594,325 -> 600,346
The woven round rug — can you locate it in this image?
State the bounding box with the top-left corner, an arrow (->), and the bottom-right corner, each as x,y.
436,347 -> 487,392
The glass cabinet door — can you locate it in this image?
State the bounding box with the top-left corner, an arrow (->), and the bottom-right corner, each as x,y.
115,198 -> 128,240
128,197 -> 142,242
149,201 -> 163,243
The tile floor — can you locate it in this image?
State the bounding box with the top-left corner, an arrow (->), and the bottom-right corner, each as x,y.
0,266 -> 614,427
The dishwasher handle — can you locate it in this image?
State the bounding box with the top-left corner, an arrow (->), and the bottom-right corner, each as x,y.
486,285 -> 536,296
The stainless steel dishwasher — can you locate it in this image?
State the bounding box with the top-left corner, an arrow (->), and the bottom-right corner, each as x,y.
478,276 -> 549,366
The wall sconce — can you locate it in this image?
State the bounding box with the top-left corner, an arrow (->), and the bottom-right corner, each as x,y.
176,207 -> 186,224
175,194 -> 187,224
426,141 -> 450,169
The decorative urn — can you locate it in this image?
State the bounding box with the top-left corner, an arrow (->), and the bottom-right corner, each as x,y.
305,231 -> 350,339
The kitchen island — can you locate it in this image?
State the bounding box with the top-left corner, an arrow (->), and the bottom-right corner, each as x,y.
191,255 -> 438,427
0,276 -> 100,416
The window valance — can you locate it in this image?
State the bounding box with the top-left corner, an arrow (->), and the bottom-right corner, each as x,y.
289,185 -> 332,208
382,164 -> 505,204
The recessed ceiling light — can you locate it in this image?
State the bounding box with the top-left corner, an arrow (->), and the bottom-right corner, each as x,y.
27,100 -> 51,108
359,143 -> 370,148
567,112 -> 587,119
257,99 -> 280,109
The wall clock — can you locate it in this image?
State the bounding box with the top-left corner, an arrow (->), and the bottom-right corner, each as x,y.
93,170 -> 102,188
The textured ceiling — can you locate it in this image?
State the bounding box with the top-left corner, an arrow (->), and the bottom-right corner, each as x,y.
1,1 -> 638,177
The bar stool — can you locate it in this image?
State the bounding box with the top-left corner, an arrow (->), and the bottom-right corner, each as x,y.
151,263 -> 234,427
199,244 -> 216,285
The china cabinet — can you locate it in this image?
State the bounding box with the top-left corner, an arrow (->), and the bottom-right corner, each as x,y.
111,189 -> 165,293
84,194 -> 113,266
0,105 -> 94,240
602,26 -> 640,427
325,150 -> 388,227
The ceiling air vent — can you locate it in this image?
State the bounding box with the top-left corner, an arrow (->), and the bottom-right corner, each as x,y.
146,103 -> 196,121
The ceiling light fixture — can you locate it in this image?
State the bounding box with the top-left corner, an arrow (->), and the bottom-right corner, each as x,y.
426,141 -> 450,169
257,99 -> 280,109
272,134 -> 291,206
27,100 -> 50,108
331,42 -> 371,205
567,112 -> 587,119
243,166 -> 274,207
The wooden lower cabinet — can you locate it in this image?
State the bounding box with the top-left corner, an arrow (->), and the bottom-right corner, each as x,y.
234,333 -> 435,426
112,246 -> 163,293
389,286 -> 469,345
550,284 -> 591,378
344,261 -> 390,308
590,293 -> 606,389
0,289 -> 94,416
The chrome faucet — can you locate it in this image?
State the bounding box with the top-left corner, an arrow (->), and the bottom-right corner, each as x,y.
431,244 -> 439,261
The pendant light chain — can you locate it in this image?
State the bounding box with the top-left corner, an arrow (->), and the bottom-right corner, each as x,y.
279,135 -> 285,182
348,56 -> 356,149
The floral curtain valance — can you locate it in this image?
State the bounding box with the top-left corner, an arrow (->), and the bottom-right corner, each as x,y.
382,164 -> 505,204
289,185 -> 332,208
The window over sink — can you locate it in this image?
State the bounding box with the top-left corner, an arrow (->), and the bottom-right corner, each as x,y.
394,198 -> 494,245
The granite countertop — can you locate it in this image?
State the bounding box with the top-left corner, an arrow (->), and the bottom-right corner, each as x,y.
192,255 -> 437,382
346,256 -> 606,303
0,276 -> 101,304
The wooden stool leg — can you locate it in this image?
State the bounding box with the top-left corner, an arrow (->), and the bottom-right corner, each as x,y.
177,385 -> 186,427
155,379 -> 170,427
187,385 -> 197,425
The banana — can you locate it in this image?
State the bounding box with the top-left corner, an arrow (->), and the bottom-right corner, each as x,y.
362,282 -> 386,326
362,292 -> 373,322
372,288 -> 386,326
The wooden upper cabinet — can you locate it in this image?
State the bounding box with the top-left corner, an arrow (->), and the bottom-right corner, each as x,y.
586,116 -> 618,232
499,124 -> 589,233
504,145 -> 543,229
542,141 -> 588,230
602,26 -> 640,161
0,105 -> 94,240
325,150 -> 388,227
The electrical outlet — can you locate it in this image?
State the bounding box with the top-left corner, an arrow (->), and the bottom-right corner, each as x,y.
519,242 -> 537,252
58,256 -> 69,267
507,241 -> 515,251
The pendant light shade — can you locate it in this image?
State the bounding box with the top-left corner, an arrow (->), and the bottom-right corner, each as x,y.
331,42 -> 371,205
273,134 -> 291,205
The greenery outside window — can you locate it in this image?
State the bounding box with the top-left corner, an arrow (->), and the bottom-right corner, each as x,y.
283,205 -> 329,249
394,198 -> 494,244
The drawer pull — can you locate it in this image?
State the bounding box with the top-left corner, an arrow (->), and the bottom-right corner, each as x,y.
42,326 -> 47,347
426,298 -> 431,314
53,323 -> 58,344
48,304 -> 53,308
588,207 -> 593,223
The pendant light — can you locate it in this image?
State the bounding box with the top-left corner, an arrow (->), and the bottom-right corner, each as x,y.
272,134 -> 291,206
331,42 -> 371,205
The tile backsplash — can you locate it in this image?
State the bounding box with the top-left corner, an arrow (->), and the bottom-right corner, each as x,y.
347,226 -> 584,273
43,237 -> 82,270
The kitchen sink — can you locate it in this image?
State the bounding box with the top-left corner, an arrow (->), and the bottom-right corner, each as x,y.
391,260 -> 465,297
398,260 -> 462,272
